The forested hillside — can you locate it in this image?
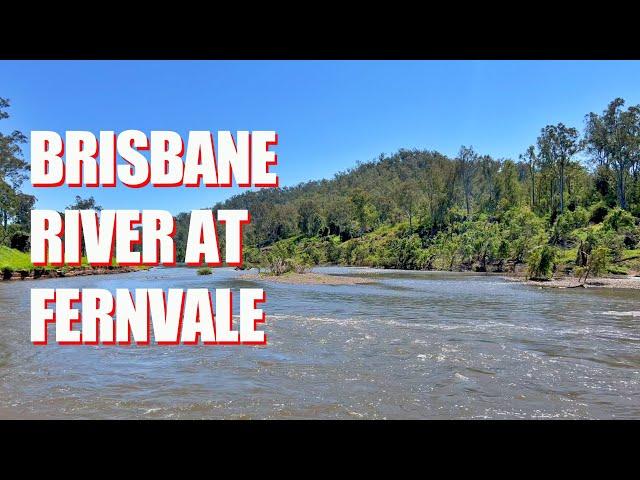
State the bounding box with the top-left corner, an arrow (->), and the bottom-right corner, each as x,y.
174,97 -> 640,279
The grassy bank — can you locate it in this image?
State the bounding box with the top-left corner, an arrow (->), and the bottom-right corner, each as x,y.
0,246 -> 146,280
0,246 -> 33,272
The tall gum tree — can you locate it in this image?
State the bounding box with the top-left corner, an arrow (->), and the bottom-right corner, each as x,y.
0,97 -> 32,241
456,146 -> 479,216
585,98 -> 640,210
520,145 -> 538,209
536,123 -> 580,214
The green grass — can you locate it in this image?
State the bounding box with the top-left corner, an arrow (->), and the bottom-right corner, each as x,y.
622,249 -> 640,260
608,265 -> 629,275
0,247 -> 119,275
0,246 -> 34,272
619,248 -> 640,272
556,247 -> 578,265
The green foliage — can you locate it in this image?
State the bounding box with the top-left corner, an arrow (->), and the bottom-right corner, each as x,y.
603,207 -> 636,232
588,247 -> 610,277
527,244 -> 556,280
197,267 -> 212,275
67,195 -> 102,211
387,234 -> 423,269
576,246 -> 611,282
256,239 -> 317,276
584,98 -> 640,210
551,207 -> 590,246
264,242 -> 293,275
500,206 -> 547,263
589,201 -> 611,224
0,98 -> 33,250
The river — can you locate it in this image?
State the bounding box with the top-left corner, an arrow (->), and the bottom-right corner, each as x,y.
0,267 -> 638,419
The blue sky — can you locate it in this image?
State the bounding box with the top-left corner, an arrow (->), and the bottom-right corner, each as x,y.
1,60 -> 640,214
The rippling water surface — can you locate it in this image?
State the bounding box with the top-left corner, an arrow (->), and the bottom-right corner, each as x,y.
1,267 -> 639,419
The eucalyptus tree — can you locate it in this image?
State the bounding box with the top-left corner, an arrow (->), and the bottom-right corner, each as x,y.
0,98 -> 29,189
478,155 -> 500,211
520,145 -> 538,208
456,146 -> 479,216
422,153 -> 457,232
0,98 -> 30,240
584,98 -> 640,210
536,123 -> 580,214
395,179 -> 420,231
497,159 -> 522,208
66,195 -> 103,211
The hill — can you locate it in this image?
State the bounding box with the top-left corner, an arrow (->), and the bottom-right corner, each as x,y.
171,142 -> 639,281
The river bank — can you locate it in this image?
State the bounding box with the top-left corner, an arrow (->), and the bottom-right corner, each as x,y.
1,265 -> 147,281
240,271 -> 375,285
505,274 -> 640,290
241,263 -> 640,290
4,258 -> 639,290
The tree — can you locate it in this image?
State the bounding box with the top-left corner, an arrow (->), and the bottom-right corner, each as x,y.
349,188 -> 377,234
456,146 -> 479,216
537,123 -> 580,213
0,98 -> 29,189
527,244 -> 556,280
394,180 -> 419,230
585,98 -> 640,210
477,155 -> 500,211
67,195 -> 102,211
576,246 -> 610,285
297,198 -> 324,236
0,180 -> 17,243
520,145 -> 538,208
496,159 -> 521,208
422,154 -> 457,232
0,98 -> 30,238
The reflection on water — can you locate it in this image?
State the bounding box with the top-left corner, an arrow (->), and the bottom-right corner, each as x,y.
0,267 -> 639,419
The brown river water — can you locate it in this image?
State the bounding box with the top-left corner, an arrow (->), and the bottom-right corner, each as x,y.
0,267 -> 639,419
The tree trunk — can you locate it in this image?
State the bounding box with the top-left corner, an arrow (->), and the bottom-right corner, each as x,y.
617,167 -> 627,210
559,162 -> 565,213
530,167 -> 535,208
464,185 -> 470,216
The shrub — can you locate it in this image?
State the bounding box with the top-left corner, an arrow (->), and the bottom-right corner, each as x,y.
576,246 -> 611,282
551,208 -> 589,246
2,266 -> 13,280
500,207 -> 546,263
588,246 -> 610,277
601,207 -> 639,248
527,244 -> 556,280
197,267 -> 212,275
589,202 -> 610,224
603,207 -> 636,232
387,234 -> 422,269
